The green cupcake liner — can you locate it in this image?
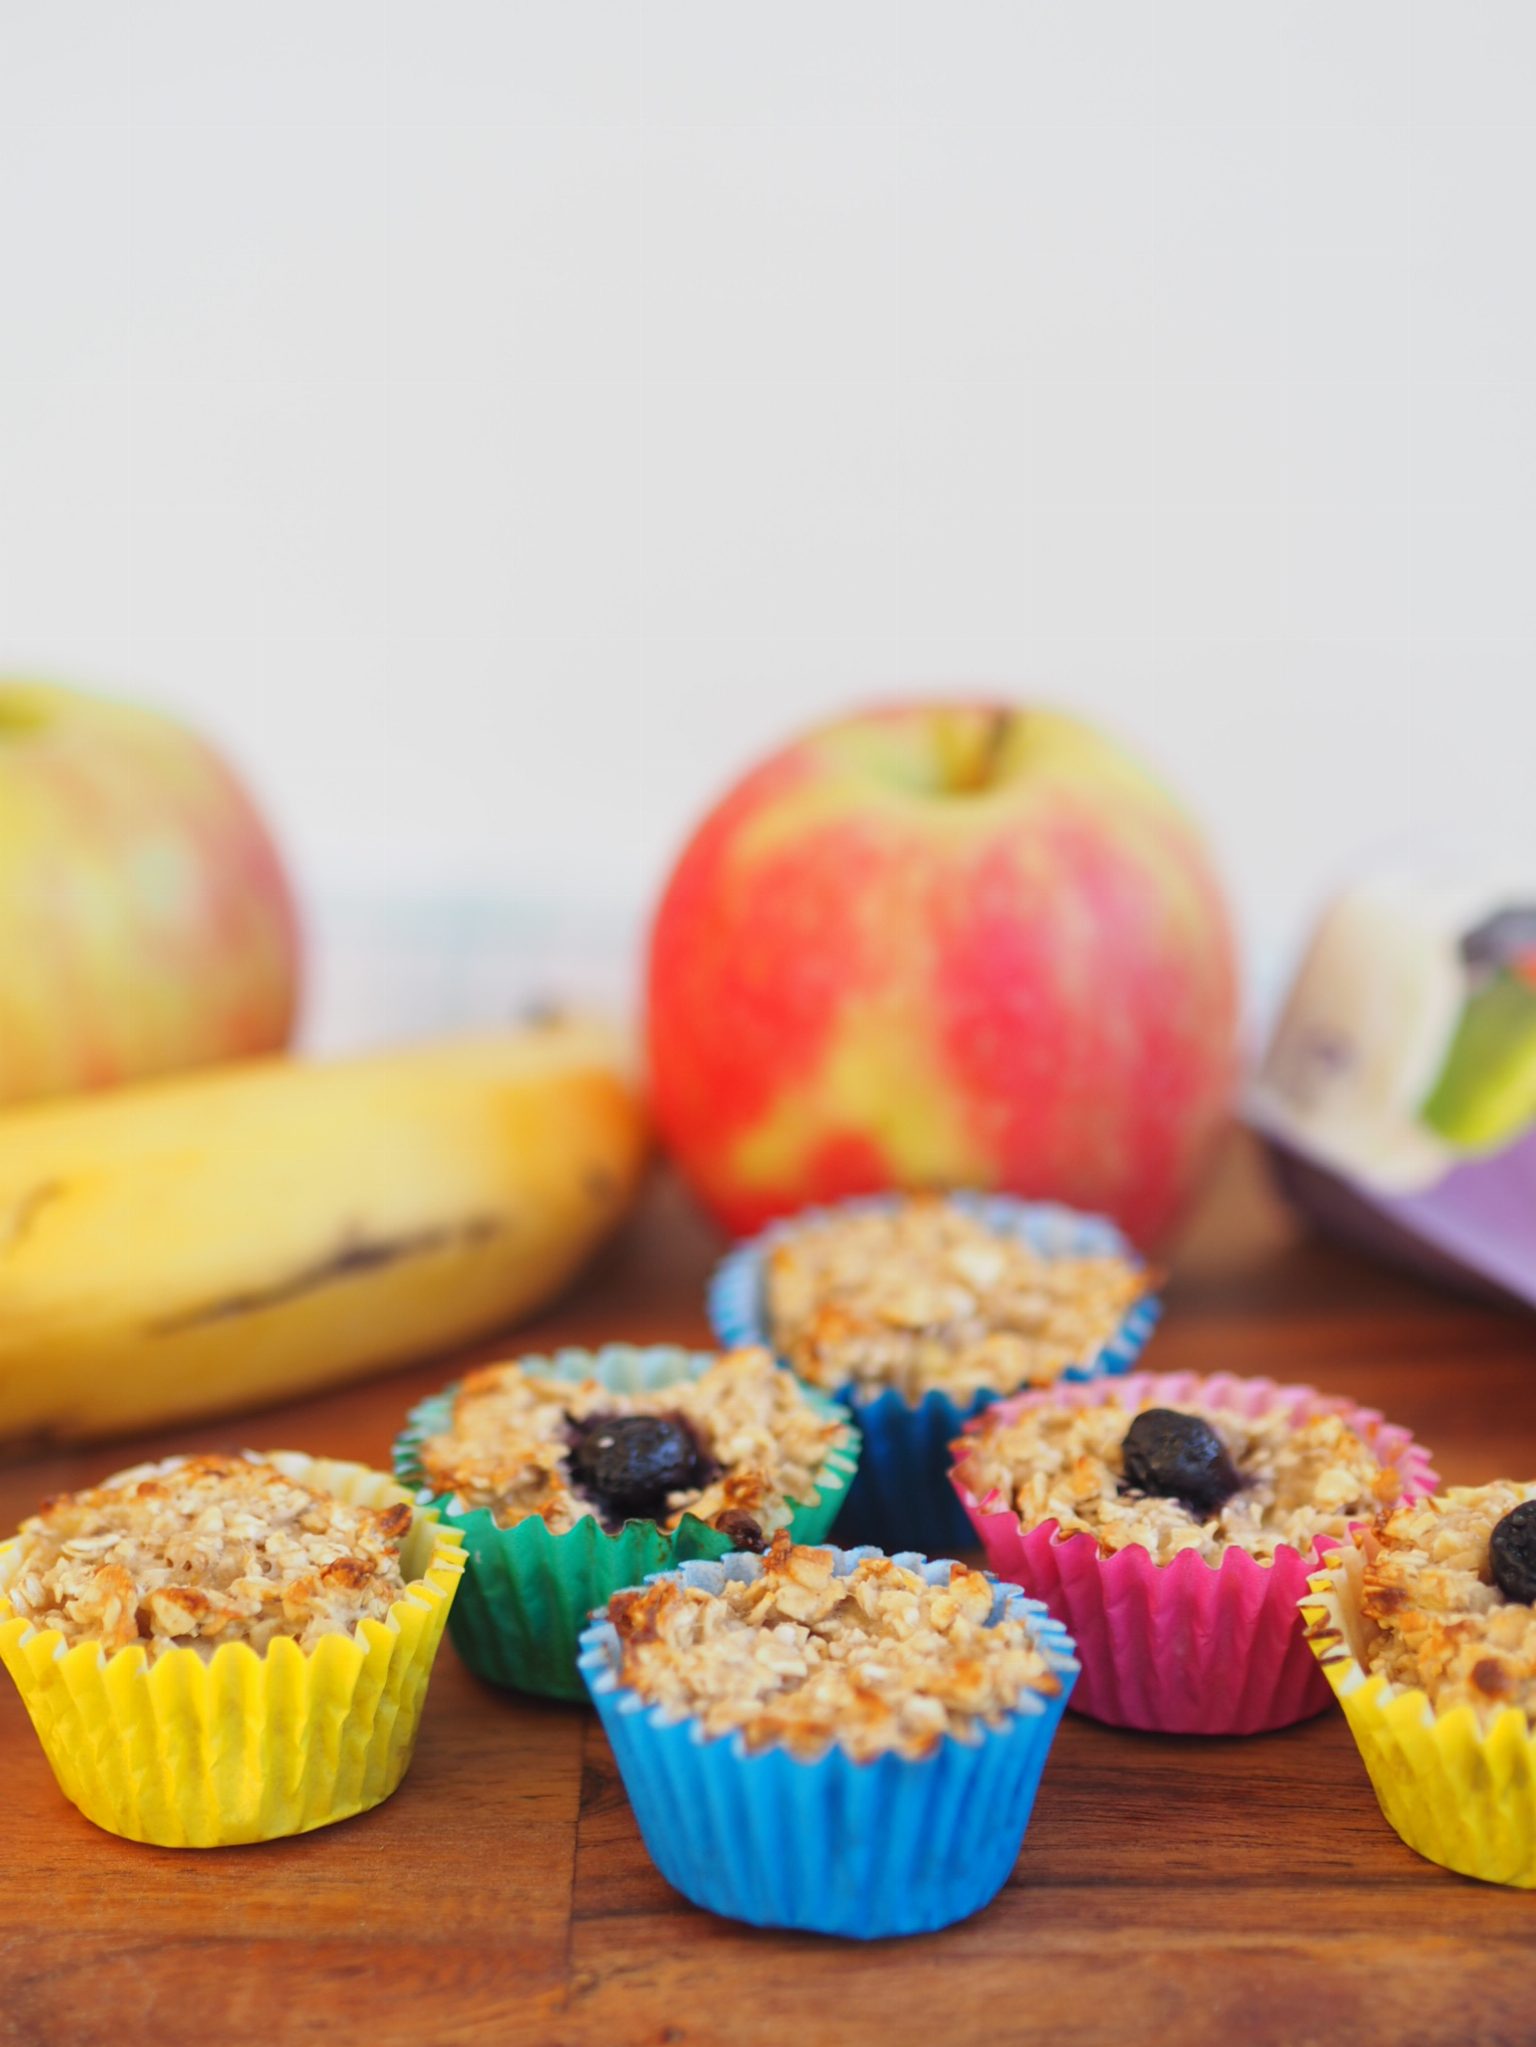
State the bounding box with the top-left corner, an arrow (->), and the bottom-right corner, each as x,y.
392,1344 -> 860,1702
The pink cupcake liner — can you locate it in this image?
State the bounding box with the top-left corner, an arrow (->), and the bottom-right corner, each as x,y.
950,1370 -> 1439,1737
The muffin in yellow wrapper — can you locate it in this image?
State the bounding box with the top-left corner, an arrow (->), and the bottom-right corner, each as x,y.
1303,1533 -> 1536,1888
0,1451 -> 464,1848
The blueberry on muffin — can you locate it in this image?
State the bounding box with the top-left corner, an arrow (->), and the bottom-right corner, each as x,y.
417,1344 -> 845,1553
961,1388 -> 1407,1563
395,1343 -> 859,1701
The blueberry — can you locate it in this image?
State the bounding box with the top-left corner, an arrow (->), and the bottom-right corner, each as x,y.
712,1508 -> 766,1552
1489,1501 -> 1536,1604
1121,1408 -> 1241,1514
568,1412 -> 705,1523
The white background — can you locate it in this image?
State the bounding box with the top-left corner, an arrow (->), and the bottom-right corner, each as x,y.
2,4 -> 1533,1042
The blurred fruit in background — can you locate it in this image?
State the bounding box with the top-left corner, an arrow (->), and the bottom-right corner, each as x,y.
647,701 -> 1238,1247
0,680 -> 299,1105
0,1017 -> 646,1449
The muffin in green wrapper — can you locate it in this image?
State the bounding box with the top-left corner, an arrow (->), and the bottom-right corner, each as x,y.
392,1343 -> 859,1700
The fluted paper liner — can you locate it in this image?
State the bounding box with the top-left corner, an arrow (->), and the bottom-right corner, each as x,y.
1303,1533 -> 1536,1886
952,1370 -> 1438,1736
709,1192 -> 1162,1558
578,1544 -> 1079,1938
0,1451 -> 464,1848
393,1344 -> 860,1701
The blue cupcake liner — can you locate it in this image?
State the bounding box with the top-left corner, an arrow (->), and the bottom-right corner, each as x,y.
394,1343 -> 859,1700
579,1544 -> 1079,1938
708,1192 -> 1162,1558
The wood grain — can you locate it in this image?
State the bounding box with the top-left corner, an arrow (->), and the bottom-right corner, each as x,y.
2,1133 -> 1535,2047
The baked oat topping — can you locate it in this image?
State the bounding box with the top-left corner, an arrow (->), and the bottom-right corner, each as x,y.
962,1393 -> 1403,1564
607,1532 -> 1059,1761
418,1347 -> 846,1542
1359,1484 -> 1536,1724
7,1454 -> 411,1661
764,1197 -> 1148,1404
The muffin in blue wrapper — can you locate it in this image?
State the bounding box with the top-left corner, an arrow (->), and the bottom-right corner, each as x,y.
394,1343 -> 859,1700
580,1542 -> 1078,1938
708,1192 -> 1161,1557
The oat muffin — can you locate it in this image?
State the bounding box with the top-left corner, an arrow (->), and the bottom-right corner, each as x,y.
954,1370 -> 1436,1736
711,1193 -> 1159,1557
0,1450 -> 463,1847
418,1344 -> 844,1551
763,1195 -> 1152,1405
1355,1483 -> 1536,1725
958,1386 -> 1406,1565
394,1343 -> 859,1701
579,1540 -> 1078,1937
607,1530 -> 1061,1762
1303,1484 -> 1536,1887
9,1452 -> 411,1661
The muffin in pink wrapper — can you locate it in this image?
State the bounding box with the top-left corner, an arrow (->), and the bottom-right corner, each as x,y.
950,1370 -> 1438,1736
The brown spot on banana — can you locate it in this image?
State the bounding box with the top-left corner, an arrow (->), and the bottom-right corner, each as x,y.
0,1181 -> 66,1257
148,1214 -> 505,1334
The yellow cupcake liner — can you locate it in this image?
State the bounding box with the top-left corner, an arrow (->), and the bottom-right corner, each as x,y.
1303,1534 -> 1536,1887
0,1450 -> 464,1848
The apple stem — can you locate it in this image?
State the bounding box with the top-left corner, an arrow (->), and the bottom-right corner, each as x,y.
945,707 -> 1015,794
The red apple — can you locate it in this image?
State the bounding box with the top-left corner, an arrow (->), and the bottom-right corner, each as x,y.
0,681 -> 300,1103
646,702 -> 1238,1248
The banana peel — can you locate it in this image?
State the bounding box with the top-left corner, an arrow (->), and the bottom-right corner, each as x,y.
0,1018 -> 647,1451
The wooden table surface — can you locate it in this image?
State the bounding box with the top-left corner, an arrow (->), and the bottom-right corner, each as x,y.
3,1135 -> 1535,2047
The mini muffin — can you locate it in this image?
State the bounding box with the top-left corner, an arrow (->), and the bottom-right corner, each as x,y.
579,1534 -> 1077,1937
0,1451 -> 463,1846
709,1193 -> 1159,1557
952,1369 -> 1436,1734
1304,1483 -> 1536,1886
393,1343 -> 858,1699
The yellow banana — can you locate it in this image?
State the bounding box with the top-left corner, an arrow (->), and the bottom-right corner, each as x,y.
0,1018 -> 647,1450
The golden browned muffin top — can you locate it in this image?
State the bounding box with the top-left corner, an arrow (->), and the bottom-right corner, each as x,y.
607,1532 -> 1059,1761
7,1453 -> 411,1661
419,1347 -> 847,1548
1360,1483 -> 1536,1723
765,1197 -> 1149,1404
962,1394 -> 1402,1564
